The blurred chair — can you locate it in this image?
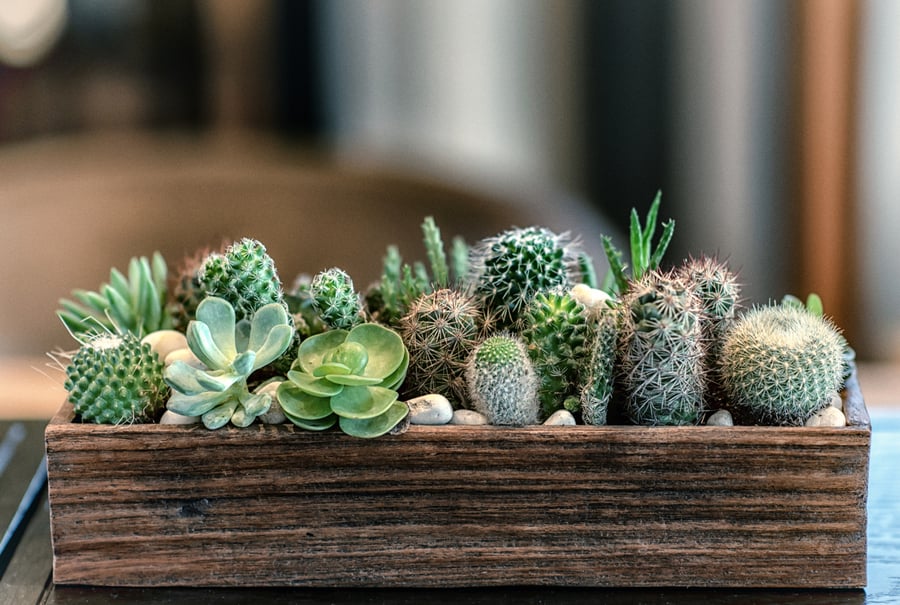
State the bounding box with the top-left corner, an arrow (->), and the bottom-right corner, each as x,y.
0,131 -> 614,356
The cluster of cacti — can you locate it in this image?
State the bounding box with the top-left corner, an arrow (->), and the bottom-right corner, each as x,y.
55,193 -> 855,432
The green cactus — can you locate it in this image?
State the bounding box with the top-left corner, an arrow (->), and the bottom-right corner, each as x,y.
309,267 -> 365,331
468,226 -> 578,330
58,252 -> 171,339
285,274 -> 328,339
277,323 -> 410,438
520,290 -> 590,418
465,334 -> 539,426
579,303 -> 619,425
64,332 -> 168,424
164,297 -> 294,429
169,246 -> 218,332
399,288 -> 485,407
719,304 -> 845,425
618,270 -> 706,425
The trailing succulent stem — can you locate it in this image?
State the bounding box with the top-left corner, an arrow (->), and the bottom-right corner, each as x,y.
465,334 -> 539,426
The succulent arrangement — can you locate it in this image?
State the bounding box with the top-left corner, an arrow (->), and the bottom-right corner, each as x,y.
55,194 -> 855,434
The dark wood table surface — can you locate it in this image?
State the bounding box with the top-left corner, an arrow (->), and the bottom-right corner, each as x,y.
2,413 -> 898,605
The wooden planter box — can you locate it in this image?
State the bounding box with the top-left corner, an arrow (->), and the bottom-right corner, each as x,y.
44,371 -> 870,589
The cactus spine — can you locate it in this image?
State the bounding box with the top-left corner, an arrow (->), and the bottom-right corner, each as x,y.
719,305 -> 845,425
310,267 -> 365,330
465,334 -> 539,426
580,304 -> 618,425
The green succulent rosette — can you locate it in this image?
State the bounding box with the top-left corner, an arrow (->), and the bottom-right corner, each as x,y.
277,323 -> 409,438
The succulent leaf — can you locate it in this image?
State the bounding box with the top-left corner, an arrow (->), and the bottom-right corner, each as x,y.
330,385 -> 398,419
276,382 -> 335,419
338,401 -> 409,438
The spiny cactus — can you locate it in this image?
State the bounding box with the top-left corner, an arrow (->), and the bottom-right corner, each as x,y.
580,303 -> 619,425
285,274 -> 328,339
468,226 -> 578,330
310,267 -> 365,331
58,252 -> 171,339
64,332 -> 168,424
618,270 -> 706,425
521,290 -> 590,418
465,334 -> 539,426
719,304 -> 845,425
169,246 -> 219,332
399,288 -> 485,407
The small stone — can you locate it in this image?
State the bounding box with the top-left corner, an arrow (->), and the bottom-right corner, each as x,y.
407,394 -> 453,425
828,392 -> 844,411
164,347 -> 205,368
142,330 -> 188,361
256,381 -> 286,424
159,410 -> 200,425
706,409 -> 734,426
805,406 -> 846,427
543,409 -> 576,426
570,283 -> 612,311
450,409 -> 489,425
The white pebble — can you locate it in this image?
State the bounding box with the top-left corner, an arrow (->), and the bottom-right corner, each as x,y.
159,410 -> 200,425
543,409 -> 576,426
407,394 -> 454,425
450,409 -> 489,425
256,381 -> 286,424
570,283 -> 612,311
142,330 -> 188,361
706,409 -> 734,426
828,392 -> 844,411
805,406 -> 846,427
164,347 -> 205,369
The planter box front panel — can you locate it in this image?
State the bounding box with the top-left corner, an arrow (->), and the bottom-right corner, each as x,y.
45,378 -> 870,589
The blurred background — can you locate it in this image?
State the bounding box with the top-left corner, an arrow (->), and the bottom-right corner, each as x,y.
0,0 -> 896,369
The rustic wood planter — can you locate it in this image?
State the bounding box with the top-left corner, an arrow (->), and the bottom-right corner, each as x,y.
44,370 -> 870,589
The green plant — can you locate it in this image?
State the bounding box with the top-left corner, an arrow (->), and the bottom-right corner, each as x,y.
164,297 -> 294,429
465,334 -> 539,426
276,323 -> 410,438
520,290 -> 590,418
719,304 -> 845,425
170,246 -> 217,332
468,226 -> 577,330
310,267 -> 365,330
579,304 -> 618,425
58,252 -> 171,339
285,274 -> 328,339
64,331 -> 168,424
618,270 -> 706,425
399,288 -> 485,407
601,191 -> 675,296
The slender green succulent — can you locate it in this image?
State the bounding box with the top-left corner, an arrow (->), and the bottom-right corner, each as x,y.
719,304 -> 845,425
58,252 -> 171,339
399,288 -> 485,407
465,334 -> 539,426
64,331 -> 168,424
601,191 -> 675,296
468,226 -> 578,330
164,297 -> 294,429
310,267 -> 365,331
277,323 -> 410,438
579,302 -> 619,425
521,290 -> 590,418
618,270 -> 706,425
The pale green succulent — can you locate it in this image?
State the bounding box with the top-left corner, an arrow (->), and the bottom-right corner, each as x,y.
164,296 -> 294,429
277,323 -> 409,438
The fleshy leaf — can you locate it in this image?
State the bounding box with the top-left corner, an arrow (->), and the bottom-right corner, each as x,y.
231,350 -> 257,377
296,329 -> 349,374
338,400 -> 409,438
167,389 -> 232,417
252,324 -> 294,370
326,374 -> 382,386
196,297 -> 238,359
330,385 -> 398,419
194,369 -> 242,393
241,392 -> 272,418
283,411 -> 337,431
380,347 -> 409,390
345,324 -> 405,380
248,303 -> 290,352
202,399 -> 239,430
287,371 -> 343,397
277,382 -> 334,419
314,363 -> 350,377
187,321 -> 231,370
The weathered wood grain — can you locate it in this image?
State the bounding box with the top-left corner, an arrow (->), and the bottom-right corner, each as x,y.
45,380 -> 870,588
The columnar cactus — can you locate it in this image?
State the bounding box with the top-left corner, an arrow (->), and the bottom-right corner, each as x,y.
579,304 -> 619,425
465,334 -> 540,426
719,304 -> 845,425
310,267 -> 365,331
64,332 -> 168,424
618,270 -> 706,425
399,288 -> 484,407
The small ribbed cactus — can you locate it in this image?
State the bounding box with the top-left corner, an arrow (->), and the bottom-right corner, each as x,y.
618,270 -> 706,425
465,334 -> 539,426
310,267 -> 365,331
579,304 -> 619,425
520,290 -> 590,418
468,226 -> 577,329
399,288 -> 484,407
64,332 -> 168,424
719,305 -> 845,425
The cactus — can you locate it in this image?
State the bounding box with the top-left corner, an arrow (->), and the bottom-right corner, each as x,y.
277,323 -> 410,438
618,270 -> 706,425
465,334 -> 539,426
468,226 -> 578,330
399,288 -> 484,407
58,252 -> 171,339
285,274 -> 328,339
64,332 -> 168,424
310,267 -> 365,331
520,290 -> 590,418
719,304 -> 845,425
170,246 -> 218,332
164,297 -> 294,429
580,303 -> 619,425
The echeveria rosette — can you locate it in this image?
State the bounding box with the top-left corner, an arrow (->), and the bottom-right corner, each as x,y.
277,323 -> 409,438
164,296 -> 294,429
